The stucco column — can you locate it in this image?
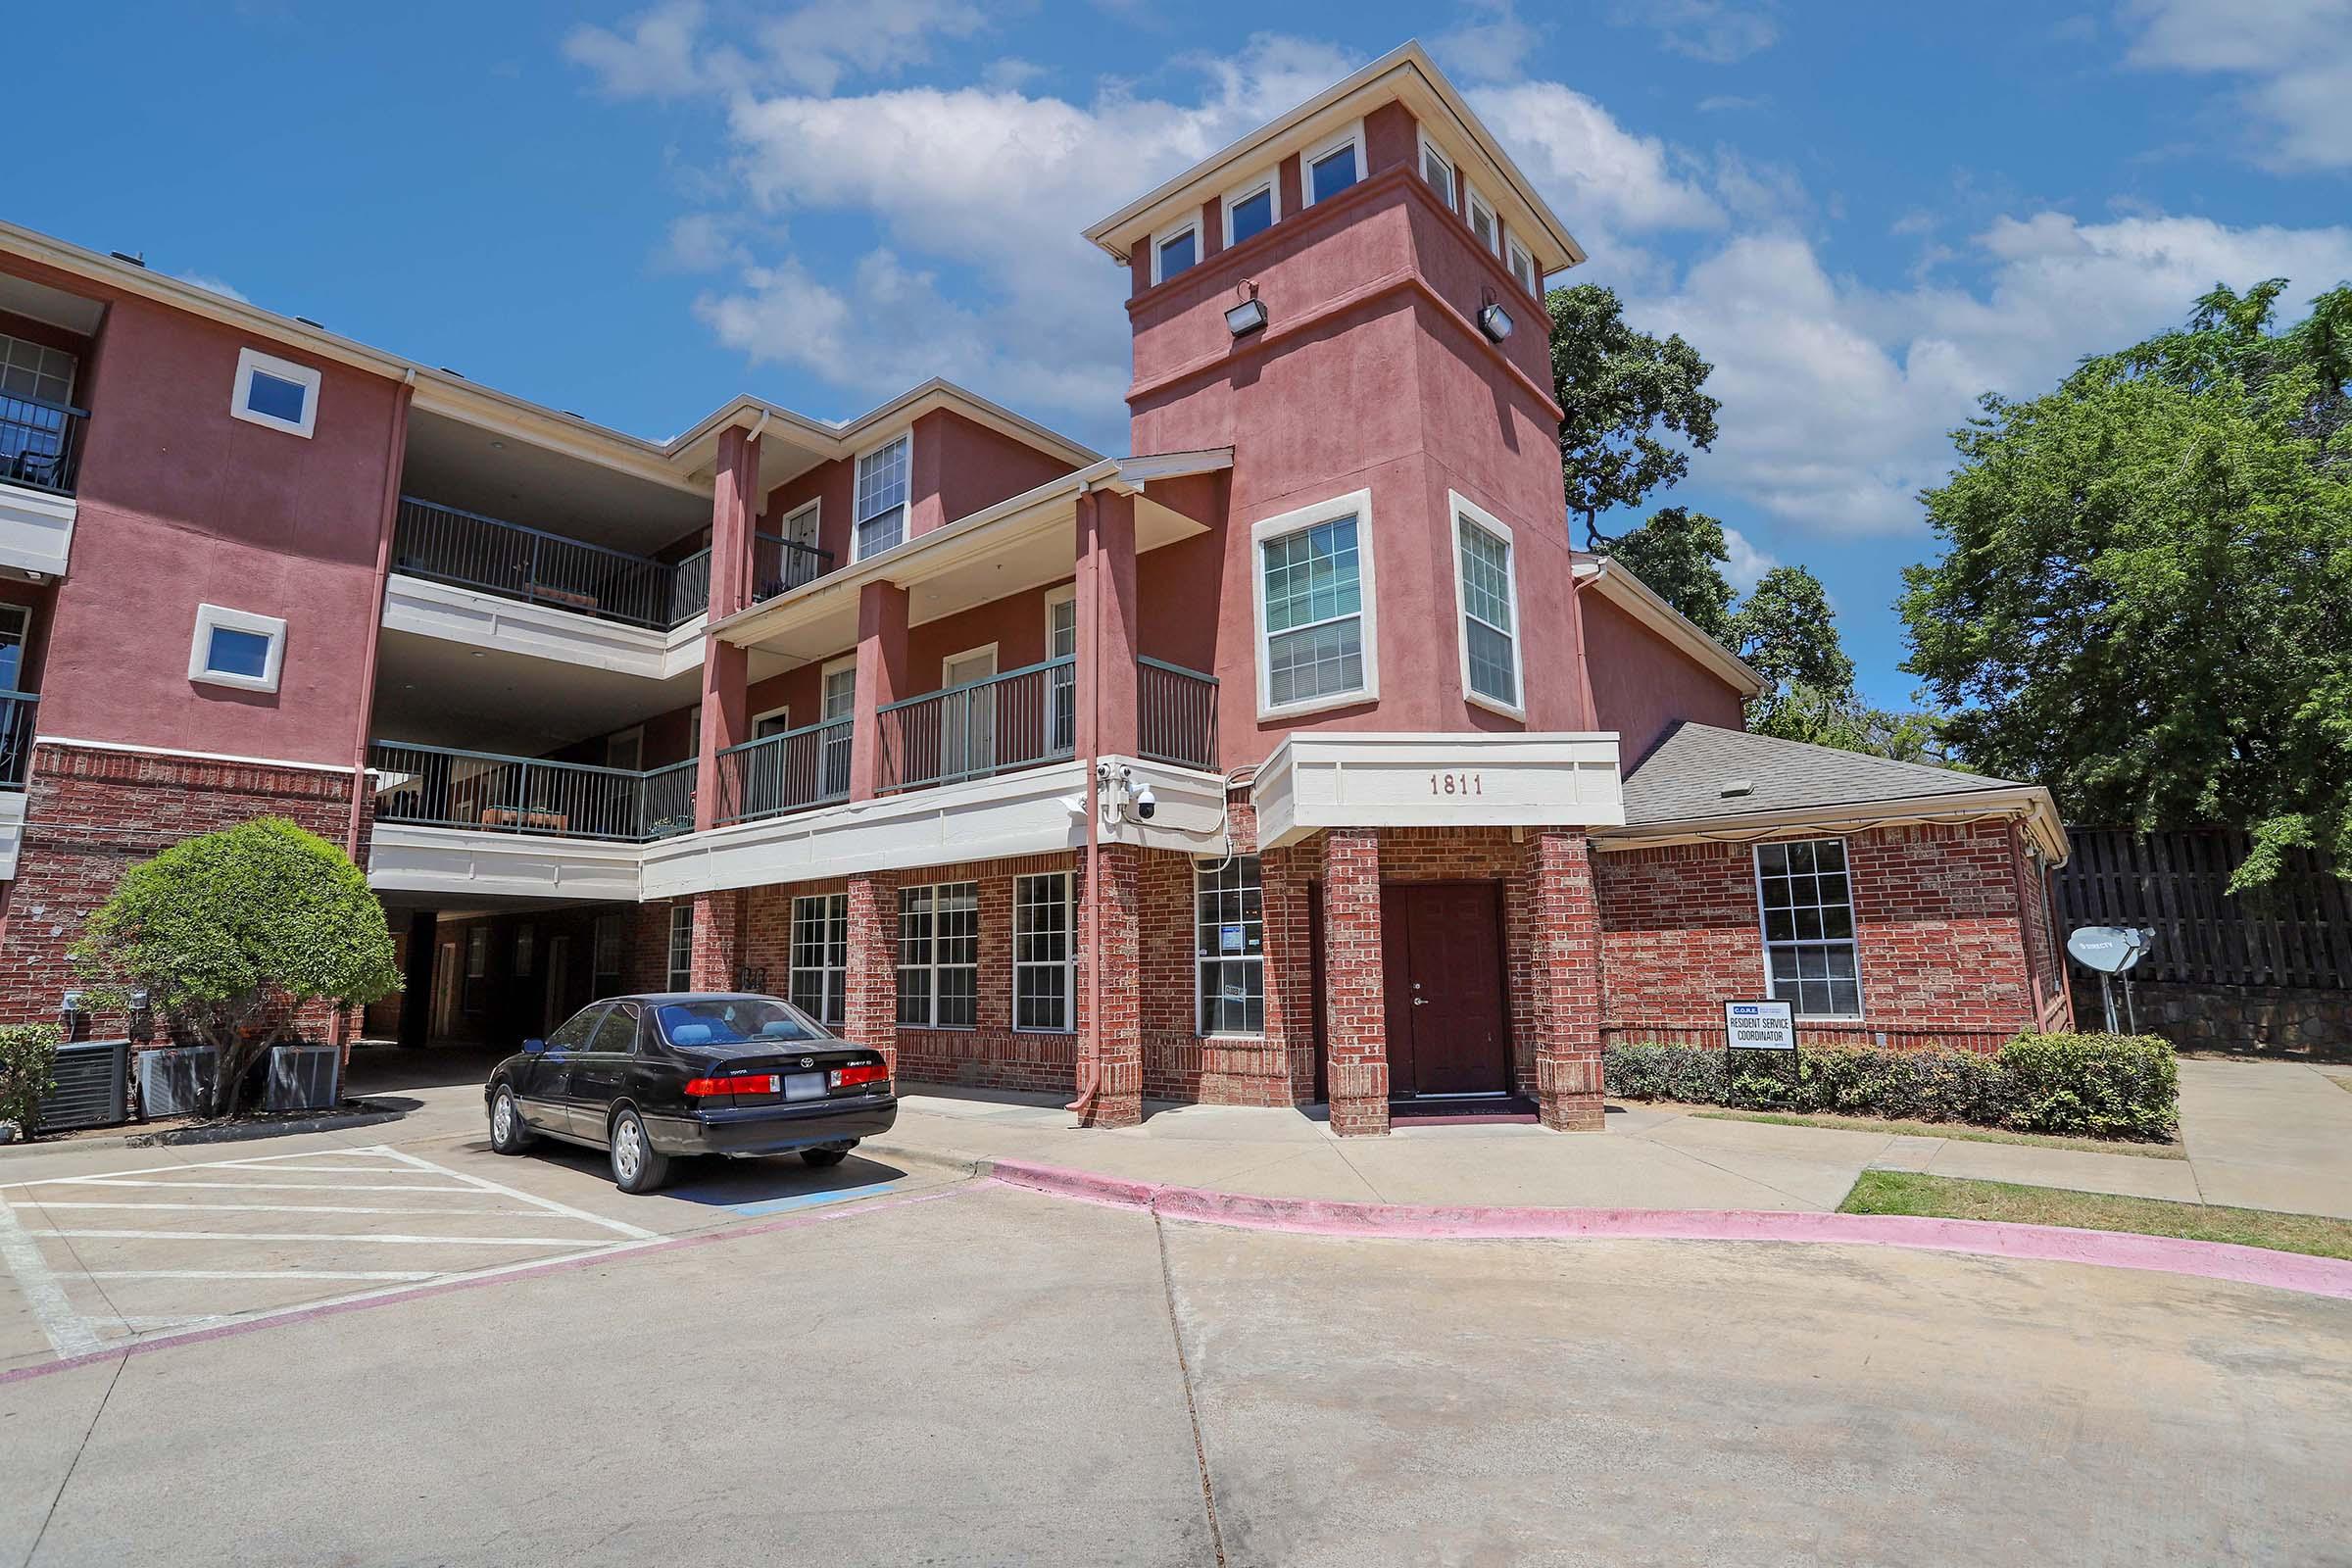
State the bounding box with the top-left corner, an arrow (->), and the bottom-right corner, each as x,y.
688,889 -> 744,993
1322,826 -> 1390,1136
1075,488 -> 1140,760
843,872 -> 899,1076
1078,843 -> 1144,1128
849,580 -> 910,802
1532,830 -> 1605,1132
695,425 -> 760,830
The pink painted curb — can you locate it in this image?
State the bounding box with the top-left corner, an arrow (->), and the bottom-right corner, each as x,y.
984,1159 -> 2352,1302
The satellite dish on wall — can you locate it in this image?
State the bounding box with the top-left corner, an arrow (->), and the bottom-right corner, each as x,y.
2067,926 -> 2154,975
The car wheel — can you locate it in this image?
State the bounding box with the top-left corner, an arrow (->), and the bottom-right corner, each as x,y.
488,1086 -> 533,1154
801,1146 -> 851,1168
609,1107 -> 669,1194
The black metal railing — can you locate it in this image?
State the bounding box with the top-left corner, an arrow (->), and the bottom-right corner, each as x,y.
0,394 -> 86,497
0,691 -> 36,787
751,532 -> 835,604
1137,657 -> 1218,770
711,717 -> 853,826
877,657 -> 1073,794
391,497 -> 707,630
368,741 -> 697,842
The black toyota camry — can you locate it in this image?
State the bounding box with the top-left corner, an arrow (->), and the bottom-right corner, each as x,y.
483,993 -> 897,1194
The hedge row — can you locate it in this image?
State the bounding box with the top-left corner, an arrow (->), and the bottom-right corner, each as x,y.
1602,1031 -> 2178,1142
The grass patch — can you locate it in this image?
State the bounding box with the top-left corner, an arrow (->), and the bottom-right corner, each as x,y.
1839,1170 -> 2352,1262
1684,1105 -> 2185,1159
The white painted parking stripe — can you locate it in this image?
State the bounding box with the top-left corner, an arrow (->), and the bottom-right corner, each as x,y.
24,1200 -> 546,1217
85,1270 -> 438,1282
205,1163 -> 426,1175
0,1199 -> 106,1359
16,1180 -> 481,1193
372,1147 -> 657,1241
25,1229 -> 603,1249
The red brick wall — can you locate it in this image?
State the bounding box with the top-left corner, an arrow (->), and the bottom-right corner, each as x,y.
1592,821 -> 2041,1051
1322,825 -> 1388,1134
0,743 -> 365,1038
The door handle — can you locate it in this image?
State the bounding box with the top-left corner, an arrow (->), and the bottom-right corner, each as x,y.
1412,997 -> 1429,1006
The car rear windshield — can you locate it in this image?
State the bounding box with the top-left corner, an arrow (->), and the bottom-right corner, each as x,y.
657,999 -> 827,1049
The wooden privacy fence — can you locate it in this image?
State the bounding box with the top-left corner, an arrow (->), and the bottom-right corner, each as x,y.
2053,829 -> 2352,991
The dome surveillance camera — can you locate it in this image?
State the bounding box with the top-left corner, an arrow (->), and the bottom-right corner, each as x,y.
1133,784 -> 1157,820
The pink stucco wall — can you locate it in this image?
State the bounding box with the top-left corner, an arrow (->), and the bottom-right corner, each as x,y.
1581,592 -> 1748,764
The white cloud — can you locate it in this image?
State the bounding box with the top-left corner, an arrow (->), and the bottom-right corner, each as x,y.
1721,526 -> 1777,593
1467,81 -> 1725,237
1433,0 -> 1545,85
2119,0 -> 2352,170
1696,94 -> 1768,113
1613,1 -> 1780,65
657,213 -> 754,272
174,271 -> 248,303
564,0 -> 993,101
564,0 -> 715,99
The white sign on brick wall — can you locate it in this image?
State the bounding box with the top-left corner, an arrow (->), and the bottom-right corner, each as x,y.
1724,999 -> 1795,1051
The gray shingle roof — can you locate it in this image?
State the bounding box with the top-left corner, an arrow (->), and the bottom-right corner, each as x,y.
1620,722 -> 2031,828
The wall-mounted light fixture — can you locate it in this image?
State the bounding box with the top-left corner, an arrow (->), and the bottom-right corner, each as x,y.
1477,290 -> 1515,344
1226,281 -> 1268,338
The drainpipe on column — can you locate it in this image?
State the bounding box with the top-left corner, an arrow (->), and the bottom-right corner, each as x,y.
1066,486 -> 1104,1120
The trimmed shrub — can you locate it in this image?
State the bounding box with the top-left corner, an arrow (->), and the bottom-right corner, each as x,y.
1601,1030 -> 2178,1142
0,1021 -> 64,1141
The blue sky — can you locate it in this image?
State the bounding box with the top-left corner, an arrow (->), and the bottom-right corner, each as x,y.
17,1 -> 2352,707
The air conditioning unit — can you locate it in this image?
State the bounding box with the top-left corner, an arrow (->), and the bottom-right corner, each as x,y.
264,1044 -> 343,1112
135,1046 -> 219,1118
35,1038 -> 130,1132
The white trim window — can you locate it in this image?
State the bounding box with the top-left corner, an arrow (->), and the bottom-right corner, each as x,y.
1449,493 -> 1525,716
898,881 -> 978,1029
1417,130 -> 1456,208
1506,233 -> 1540,296
666,904 -> 694,992
0,602 -> 31,694
1302,122 -> 1366,207
790,892 -> 849,1028
1152,217 -> 1200,285
1195,856 -> 1264,1036
187,603 -> 287,693
1754,839 -> 1863,1019
1013,872 -> 1075,1033
1222,172 -> 1279,247
853,433 -> 910,561
820,654 -> 858,798
1250,488 -> 1376,718
0,331 -> 74,407
230,347 -> 320,438
1045,583 -> 1077,756
1466,185 -> 1500,257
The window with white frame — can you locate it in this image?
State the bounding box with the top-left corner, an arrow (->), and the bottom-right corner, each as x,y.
666,904 -> 694,992
790,893 -> 848,1028
1466,186 -> 1499,256
0,332 -> 74,407
230,347 -> 320,438
1506,234 -> 1539,296
1152,220 -> 1200,285
854,434 -> 909,560
1303,123 -> 1364,206
1195,857 -> 1263,1035
820,655 -> 857,798
1252,489 -> 1375,715
898,882 -> 978,1028
1045,584 -> 1077,756
1754,839 -> 1862,1018
187,603 -> 286,693
1451,497 -> 1522,712
1013,872 -> 1075,1032
0,604 -> 30,693
1223,173 -> 1278,246
1418,131 -> 1455,207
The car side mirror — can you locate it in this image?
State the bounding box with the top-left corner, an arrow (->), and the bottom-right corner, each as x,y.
522,1038 -> 546,1054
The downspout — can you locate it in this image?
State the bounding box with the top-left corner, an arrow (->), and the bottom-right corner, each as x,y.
1066,486 -> 1104,1119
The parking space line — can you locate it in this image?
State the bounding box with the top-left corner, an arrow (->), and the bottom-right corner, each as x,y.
0,1198 -> 105,1359
14,1179 -> 483,1193
24,1201 -> 546,1217
85,1270 -> 440,1282
371,1147 -> 658,1240
22,1229 -> 608,1248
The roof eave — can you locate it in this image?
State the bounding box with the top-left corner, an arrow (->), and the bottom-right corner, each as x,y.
1574,556 -> 1767,697
1600,785 -> 2071,865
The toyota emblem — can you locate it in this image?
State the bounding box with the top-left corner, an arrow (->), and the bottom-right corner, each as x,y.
801,1057 -> 814,1068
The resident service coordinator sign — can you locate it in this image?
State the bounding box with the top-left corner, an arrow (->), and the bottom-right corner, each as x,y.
1724,1000 -> 1796,1051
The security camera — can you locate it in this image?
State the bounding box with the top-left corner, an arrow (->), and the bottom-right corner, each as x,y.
1134,784 -> 1157,820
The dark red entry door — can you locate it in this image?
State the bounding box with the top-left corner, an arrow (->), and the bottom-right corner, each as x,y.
1380,882 -> 1510,1098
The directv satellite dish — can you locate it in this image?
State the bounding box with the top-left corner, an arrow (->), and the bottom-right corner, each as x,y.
2067,926 -> 2156,1033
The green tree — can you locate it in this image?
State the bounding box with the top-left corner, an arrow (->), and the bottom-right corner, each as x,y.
1730,564 -> 1859,738
1601,505 -> 1736,639
72,818 -> 401,1116
1550,283 -> 1722,548
0,1023 -> 63,1142
1900,280 -> 2352,887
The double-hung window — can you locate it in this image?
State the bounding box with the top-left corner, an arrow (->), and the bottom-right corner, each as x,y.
1754,839 -> 1862,1018
666,905 -> 694,992
1013,872 -> 1075,1032
854,434 -> 909,560
1450,495 -> 1523,714
1252,489 -> 1376,716
1195,857 -> 1264,1035
898,882 -> 978,1028
790,893 -> 848,1028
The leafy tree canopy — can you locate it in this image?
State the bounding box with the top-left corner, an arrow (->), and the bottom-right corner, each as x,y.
1731,564 -> 1861,742
1601,506 -> 1736,640
73,817 -> 400,1115
1550,282 -> 1721,546
1900,279 -> 2352,887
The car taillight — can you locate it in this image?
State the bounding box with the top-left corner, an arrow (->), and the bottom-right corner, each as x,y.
684,1074 -> 779,1097
830,1061 -> 889,1089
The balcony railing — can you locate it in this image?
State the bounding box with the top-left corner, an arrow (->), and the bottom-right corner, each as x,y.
878,657 -> 1073,795
391,497 -> 706,631
0,692 -> 36,788
369,741 -> 696,842
1137,658 -> 1219,770
752,532 -> 835,603
0,394 -> 86,498
711,716 -> 853,826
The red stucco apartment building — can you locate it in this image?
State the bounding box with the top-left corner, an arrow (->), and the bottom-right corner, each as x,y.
0,45 -> 2072,1135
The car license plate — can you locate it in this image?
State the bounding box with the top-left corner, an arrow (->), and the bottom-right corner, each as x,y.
784,1071 -> 826,1102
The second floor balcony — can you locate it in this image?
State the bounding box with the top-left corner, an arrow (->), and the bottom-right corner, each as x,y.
0,393 -> 84,499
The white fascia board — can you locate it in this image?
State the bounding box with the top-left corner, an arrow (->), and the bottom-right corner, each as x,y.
1250,731 -> 1626,848
367,824 -> 648,904
0,789 -> 24,881
1596,785 -> 2071,866
382,573 -> 706,681
1574,556 -> 1767,698
0,485 -> 74,578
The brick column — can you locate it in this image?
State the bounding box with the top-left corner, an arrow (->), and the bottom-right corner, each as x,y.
1322,826 -> 1389,1137
1079,843 -> 1143,1128
844,872 -> 899,1076
688,889 -> 743,992
849,581 -> 910,803
1532,831 -> 1605,1132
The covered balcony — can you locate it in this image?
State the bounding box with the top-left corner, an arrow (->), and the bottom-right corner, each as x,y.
0,267 -> 103,578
